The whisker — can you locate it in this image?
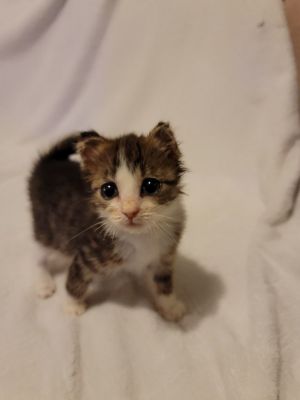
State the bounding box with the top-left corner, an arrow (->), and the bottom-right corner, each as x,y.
152,212 -> 177,222
141,210 -> 177,223
68,221 -> 103,243
154,220 -> 176,243
97,218 -> 118,240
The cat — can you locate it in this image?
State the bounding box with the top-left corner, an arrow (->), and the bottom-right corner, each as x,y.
28,122 -> 187,321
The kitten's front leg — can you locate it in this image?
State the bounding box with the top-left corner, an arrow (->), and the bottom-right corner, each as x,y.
64,253 -> 94,316
146,252 -> 186,322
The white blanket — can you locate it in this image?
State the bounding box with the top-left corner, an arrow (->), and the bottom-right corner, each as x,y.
0,1 -> 299,399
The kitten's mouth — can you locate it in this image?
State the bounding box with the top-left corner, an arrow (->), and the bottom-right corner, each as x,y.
126,221 -> 141,227
121,219 -> 144,231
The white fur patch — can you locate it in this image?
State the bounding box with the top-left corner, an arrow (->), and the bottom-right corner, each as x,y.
35,243 -> 57,298
155,294 -> 186,322
115,159 -> 140,201
63,294 -> 87,316
36,273 -> 56,299
35,243 -> 71,299
35,243 -> 71,272
118,234 -> 162,276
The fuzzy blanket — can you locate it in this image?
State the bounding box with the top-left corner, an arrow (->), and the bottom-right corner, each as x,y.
0,1 -> 299,399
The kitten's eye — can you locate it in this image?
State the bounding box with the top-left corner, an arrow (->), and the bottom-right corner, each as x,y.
100,182 -> 118,200
141,178 -> 161,196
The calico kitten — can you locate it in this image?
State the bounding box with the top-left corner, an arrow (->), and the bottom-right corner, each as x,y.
28,122 -> 186,321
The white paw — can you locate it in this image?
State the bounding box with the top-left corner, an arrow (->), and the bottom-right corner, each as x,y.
156,294 -> 186,322
64,298 -> 87,316
36,281 -> 56,299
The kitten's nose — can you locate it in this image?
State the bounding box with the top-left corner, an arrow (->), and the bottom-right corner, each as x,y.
122,209 -> 140,221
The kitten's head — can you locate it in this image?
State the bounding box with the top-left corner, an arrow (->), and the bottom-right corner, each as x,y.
77,122 -> 186,238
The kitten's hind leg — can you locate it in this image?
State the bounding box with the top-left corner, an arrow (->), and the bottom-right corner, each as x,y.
35,244 -> 56,299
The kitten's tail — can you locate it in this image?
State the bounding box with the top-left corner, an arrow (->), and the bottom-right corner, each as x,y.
42,135 -> 78,161
40,130 -> 99,162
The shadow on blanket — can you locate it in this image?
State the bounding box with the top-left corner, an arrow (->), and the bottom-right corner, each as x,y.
88,255 -> 225,331
175,255 -> 225,331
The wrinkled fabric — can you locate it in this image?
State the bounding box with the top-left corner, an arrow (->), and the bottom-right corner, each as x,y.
0,1 -> 299,399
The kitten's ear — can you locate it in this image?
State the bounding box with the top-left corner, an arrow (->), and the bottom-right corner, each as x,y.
149,122 -> 180,156
76,130 -> 107,168
80,130 -> 102,140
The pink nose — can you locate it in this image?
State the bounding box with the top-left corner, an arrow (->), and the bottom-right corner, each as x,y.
123,209 -> 140,221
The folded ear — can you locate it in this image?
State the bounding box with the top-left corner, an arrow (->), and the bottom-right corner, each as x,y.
80,130 -> 102,140
76,130 -> 107,168
149,122 -> 180,157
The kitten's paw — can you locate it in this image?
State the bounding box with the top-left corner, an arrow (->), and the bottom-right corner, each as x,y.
36,280 -> 56,299
156,294 -> 186,322
64,298 -> 87,316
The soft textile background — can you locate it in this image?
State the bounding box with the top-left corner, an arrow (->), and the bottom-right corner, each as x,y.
0,1 -> 299,399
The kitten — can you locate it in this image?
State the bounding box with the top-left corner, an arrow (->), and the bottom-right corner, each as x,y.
28,122 -> 187,321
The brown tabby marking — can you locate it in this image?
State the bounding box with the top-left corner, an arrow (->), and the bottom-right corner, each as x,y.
77,122 -> 186,207
28,122 -> 186,317
154,273 -> 173,295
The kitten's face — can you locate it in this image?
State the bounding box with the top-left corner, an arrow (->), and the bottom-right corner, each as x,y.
77,122 -> 185,237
